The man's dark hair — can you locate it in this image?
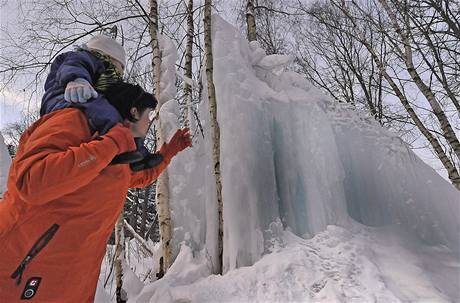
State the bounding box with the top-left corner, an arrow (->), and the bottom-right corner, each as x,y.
103,81 -> 157,122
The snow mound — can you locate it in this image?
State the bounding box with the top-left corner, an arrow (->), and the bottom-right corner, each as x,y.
129,224 -> 458,302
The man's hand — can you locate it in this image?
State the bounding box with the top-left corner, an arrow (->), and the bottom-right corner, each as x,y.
64,78 -> 98,103
160,128 -> 192,161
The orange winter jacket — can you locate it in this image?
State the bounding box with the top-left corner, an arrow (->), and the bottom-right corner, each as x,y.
0,108 -> 170,302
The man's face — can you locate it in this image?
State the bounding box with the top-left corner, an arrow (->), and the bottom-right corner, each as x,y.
125,107 -> 155,138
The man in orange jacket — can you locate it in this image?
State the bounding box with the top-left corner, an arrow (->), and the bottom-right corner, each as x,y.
0,82 -> 191,302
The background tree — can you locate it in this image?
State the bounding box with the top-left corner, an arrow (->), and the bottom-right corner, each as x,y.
183,0 -> 195,129
1,109 -> 40,154
144,0 -> 174,276
287,0 -> 460,188
114,213 -> 127,303
246,0 -> 257,41
293,3 -> 385,122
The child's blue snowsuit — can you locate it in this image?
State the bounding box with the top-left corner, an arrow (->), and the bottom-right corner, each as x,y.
41,50 -> 123,135
41,50 -> 149,159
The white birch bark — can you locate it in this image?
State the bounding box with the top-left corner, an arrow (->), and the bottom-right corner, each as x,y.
123,219 -> 154,257
204,0 -> 224,273
149,0 -> 173,273
183,0 -> 194,129
115,213 -> 126,303
246,0 -> 257,41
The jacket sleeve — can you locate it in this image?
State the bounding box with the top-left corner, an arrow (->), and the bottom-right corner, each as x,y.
75,95 -> 122,135
55,51 -> 104,86
128,158 -> 171,188
11,110 -> 119,205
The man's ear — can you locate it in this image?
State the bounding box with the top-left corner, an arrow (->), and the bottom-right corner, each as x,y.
130,107 -> 140,120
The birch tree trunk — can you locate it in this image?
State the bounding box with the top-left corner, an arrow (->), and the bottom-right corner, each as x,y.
408,13 -> 460,115
379,0 -> 460,161
115,213 -> 126,303
140,185 -> 151,237
204,0 -> 224,274
123,219 -> 154,256
129,189 -> 139,229
183,0 -> 194,129
246,0 -> 257,41
149,0 -> 173,274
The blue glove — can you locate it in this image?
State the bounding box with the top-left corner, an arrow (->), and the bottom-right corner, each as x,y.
64,78 -> 98,103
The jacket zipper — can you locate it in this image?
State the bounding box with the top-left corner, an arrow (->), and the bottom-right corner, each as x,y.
11,223 -> 60,286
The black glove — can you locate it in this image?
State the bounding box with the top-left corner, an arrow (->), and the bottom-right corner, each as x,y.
109,137 -> 147,165
130,153 -> 164,172
110,151 -> 144,165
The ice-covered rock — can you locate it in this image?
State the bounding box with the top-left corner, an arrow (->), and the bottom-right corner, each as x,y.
165,14 -> 459,276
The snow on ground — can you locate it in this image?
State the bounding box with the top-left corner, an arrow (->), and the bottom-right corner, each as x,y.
96,239 -> 163,302
117,222 -> 457,303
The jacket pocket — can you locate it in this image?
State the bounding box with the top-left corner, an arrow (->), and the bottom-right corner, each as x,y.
11,223 -> 60,285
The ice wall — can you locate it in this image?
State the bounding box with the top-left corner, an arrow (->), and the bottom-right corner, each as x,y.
323,99 -> 460,249
157,34 -> 220,271
165,15 -> 460,274
0,133 -> 11,198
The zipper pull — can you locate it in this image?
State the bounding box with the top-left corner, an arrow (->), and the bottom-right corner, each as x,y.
11,256 -> 31,286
